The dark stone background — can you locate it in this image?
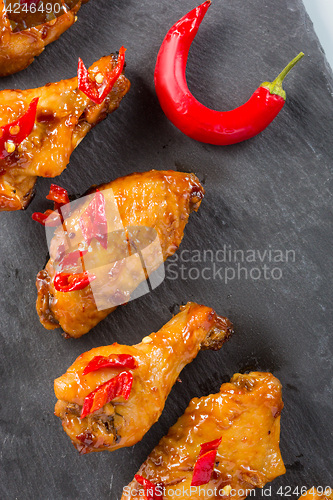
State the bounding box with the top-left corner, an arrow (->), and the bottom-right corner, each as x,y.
0,0 -> 332,498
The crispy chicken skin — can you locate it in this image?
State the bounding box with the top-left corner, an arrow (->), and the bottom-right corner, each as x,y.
301,490 -> 333,500
0,53 -> 130,211
54,302 -> 233,454
122,372 -> 286,500
0,0 -> 89,76
36,170 -> 205,338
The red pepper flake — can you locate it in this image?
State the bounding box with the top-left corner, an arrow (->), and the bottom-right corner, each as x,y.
54,244 -> 66,264
31,209 -> 61,227
79,189 -> 108,249
47,183 -> 70,218
58,249 -> 88,270
80,371 -> 133,419
78,47 -> 126,105
191,437 -> 222,486
32,183 -> 70,226
134,475 -> 164,500
82,354 -> 137,376
54,271 -> 96,292
46,184 -> 70,206
198,436 -> 222,457
0,98 -> 39,159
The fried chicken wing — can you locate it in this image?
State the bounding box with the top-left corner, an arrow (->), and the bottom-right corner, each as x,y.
122,372 -> 286,500
0,53 -> 130,210
0,0 -> 89,76
36,170 -> 204,338
301,489 -> 333,500
54,302 -> 233,454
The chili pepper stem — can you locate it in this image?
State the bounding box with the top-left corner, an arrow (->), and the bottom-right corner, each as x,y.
261,52 -> 304,100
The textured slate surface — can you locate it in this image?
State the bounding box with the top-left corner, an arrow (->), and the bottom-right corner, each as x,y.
0,0 -> 332,498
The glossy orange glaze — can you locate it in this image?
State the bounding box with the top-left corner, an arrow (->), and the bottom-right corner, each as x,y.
54,302 -> 233,454
0,0 -> 89,76
0,52 -> 130,210
36,170 -> 205,338
301,489 -> 333,500
122,372 -> 286,500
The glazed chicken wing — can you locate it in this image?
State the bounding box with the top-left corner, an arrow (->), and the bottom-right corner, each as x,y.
36,170 -> 204,338
122,371 -> 286,500
0,52 -> 130,210
54,302 -> 233,454
301,489 -> 333,500
0,0 -> 89,76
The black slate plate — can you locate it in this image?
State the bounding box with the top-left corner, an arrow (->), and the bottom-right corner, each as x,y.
0,0 -> 332,498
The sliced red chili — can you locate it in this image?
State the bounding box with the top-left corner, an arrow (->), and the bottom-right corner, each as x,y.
46,184 -> 70,206
31,209 -> 61,227
54,244 -> 66,263
191,449 -> 217,486
83,354 -> 137,376
79,189 -> 108,249
134,475 -> 163,500
54,271 -> 96,292
80,371 -> 133,419
191,436 -> 222,486
78,47 -> 126,105
0,98 -> 39,158
58,249 -> 88,270
198,436 -> 222,457
32,183 -> 69,226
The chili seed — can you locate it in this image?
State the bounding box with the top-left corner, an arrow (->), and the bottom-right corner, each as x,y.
5,142 -> 16,153
95,73 -> 104,84
9,125 -> 20,135
142,336 -> 152,344
221,485 -> 232,496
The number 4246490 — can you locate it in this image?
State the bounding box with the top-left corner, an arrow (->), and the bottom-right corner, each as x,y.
276,486 -> 332,496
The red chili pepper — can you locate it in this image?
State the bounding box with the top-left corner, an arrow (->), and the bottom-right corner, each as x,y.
198,436 -> 222,457
191,436 -> 222,486
54,271 -> 96,292
0,98 -> 39,158
134,475 -> 163,500
79,189 -> 108,249
154,1 -> 304,145
32,183 -> 69,226
46,184 -> 70,206
78,47 -> 126,105
58,249 -> 88,270
80,371 -> 133,419
31,209 -> 61,227
82,354 -> 137,376
191,450 -> 217,486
